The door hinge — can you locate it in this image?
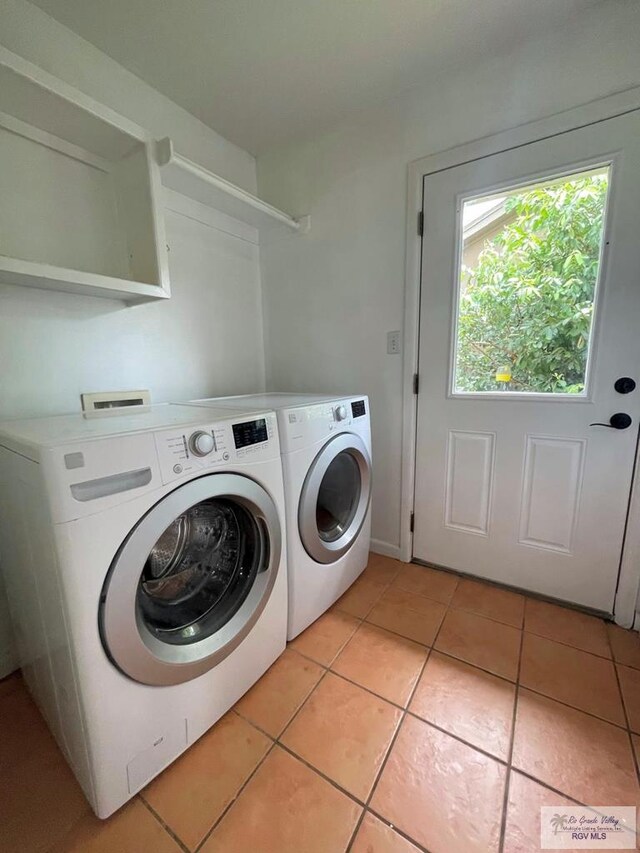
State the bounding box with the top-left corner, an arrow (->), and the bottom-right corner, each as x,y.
413,373 -> 419,395
417,210 -> 424,237
410,511 -> 415,533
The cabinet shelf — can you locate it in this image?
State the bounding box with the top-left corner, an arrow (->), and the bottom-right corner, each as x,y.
0,47 -> 170,302
156,138 -> 308,237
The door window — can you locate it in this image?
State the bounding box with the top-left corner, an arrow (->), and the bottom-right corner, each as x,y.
316,451 -> 361,541
137,498 -> 262,645
452,166 -> 610,395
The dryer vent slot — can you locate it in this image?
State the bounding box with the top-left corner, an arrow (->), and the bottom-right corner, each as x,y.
70,467 -> 152,502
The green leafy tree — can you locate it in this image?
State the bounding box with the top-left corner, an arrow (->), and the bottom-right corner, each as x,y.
456,175 -> 608,393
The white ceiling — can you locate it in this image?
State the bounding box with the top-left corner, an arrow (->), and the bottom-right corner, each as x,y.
30,0 -> 603,155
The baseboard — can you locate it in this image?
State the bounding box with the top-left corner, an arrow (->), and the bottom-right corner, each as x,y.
370,539 -> 402,560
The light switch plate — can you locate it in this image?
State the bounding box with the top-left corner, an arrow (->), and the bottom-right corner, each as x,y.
387,330 -> 401,355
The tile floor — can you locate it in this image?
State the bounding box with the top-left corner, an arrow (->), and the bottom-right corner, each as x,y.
2,554 -> 640,852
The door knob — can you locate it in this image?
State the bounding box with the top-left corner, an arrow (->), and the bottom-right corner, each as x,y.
589,413 -> 633,430
614,377 -> 636,394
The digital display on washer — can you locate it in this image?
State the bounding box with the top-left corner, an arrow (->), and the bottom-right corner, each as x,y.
232,418 -> 268,449
351,400 -> 366,418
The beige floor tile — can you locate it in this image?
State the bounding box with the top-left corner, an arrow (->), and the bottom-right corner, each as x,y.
332,623 -> 428,707
392,563 -> 458,605
618,664 -> 640,734
371,715 -> 506,853
524,598 -> 610,658
361,553 -> 402,585
451,578 -> 525,628
201,747 -> 361,853
142,713 -> 271,850
366,585 -> 446,646
435,608 -> 521,681
289,610 -> 359,666
50,799 -> 181,853
234,648 -> 323,736
334,575 -> 387,618
351,812 -> 422,853
281,672 -> 401,801
503,771 -> 584,853
512,689 -> 639,807
609,623 -> 640,670
520,633 -> 625,725
410,651 -> 515,760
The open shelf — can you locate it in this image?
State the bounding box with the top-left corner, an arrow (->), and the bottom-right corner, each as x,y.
0,47 -> 170,302
156,138 -> 308,237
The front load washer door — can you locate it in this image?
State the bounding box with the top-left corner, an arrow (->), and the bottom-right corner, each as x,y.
99,473 -> 281,686
298,432 -> 371,564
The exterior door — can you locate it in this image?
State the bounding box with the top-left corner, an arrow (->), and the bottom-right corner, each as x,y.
298,433 -> 372,564
413,109 -> 640,613
100,473 -> 281,685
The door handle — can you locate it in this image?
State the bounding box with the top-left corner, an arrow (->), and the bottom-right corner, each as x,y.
589,413 -> 633,430
614,377 -> 636,394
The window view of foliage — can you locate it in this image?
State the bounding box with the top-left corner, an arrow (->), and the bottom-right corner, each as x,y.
455,173 -> 608,393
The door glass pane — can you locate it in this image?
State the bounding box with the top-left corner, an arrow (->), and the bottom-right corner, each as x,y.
316,451 -> 361,541
137,498 -> 262,645
453,166 -> 610,395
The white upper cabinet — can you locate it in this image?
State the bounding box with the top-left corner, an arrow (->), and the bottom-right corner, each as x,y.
0,48 -> 170,302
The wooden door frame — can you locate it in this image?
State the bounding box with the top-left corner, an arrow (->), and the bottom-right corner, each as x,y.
400,86 -> 640,627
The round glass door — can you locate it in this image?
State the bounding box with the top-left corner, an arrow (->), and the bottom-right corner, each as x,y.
316,452 -> 362,542
299,433 -> 371,564
138,498 -> 262,646
100,473 -> 281,686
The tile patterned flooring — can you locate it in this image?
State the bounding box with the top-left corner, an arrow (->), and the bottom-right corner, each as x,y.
3,554 -> 640,851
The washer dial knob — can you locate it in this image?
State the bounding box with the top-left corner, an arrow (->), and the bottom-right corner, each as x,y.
335,405 -> 347,421
189,430 -> 215,457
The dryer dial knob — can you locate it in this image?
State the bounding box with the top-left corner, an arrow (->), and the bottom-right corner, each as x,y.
189,430 -> 215,457
335,405 -> 347,421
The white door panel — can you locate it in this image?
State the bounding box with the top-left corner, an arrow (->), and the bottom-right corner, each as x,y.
414,110 -> 640,613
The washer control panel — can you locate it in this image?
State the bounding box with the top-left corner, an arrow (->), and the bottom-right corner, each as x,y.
154,414 -> 277,484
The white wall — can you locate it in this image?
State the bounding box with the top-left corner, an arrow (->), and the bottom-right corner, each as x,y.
257,0 -> 640,555
0,0 -> 265,675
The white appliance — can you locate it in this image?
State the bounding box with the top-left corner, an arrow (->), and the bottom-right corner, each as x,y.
0,404 -> 287,818
183,394 -> 372,639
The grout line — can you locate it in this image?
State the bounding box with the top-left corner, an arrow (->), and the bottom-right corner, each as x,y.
510,766 -> 596,809
277,739 -> 367,806
362,806 -> 438,853
194,740 -> 278,853
498,623 -> 525,853
344,601 -> 457,852
338,613 -> 636,736
608,631 -> 640,788
139,795 -> 191,853
191,569 -> 400,851
344,644 -> 432,853
411,557 -> 611,622
359,808 -> 435,853
147,561 -> 640,853
192,651 -> 338,852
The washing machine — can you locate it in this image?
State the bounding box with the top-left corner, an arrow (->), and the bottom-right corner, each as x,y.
182,394 -> 372,639
0,403 -> 287,818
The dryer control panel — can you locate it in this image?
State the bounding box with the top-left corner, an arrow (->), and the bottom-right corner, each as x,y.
154,413 -> 278,484
278,397 -> 370,453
